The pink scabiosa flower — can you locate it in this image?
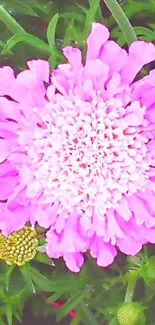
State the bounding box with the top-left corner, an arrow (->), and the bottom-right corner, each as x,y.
0,23 -> 155,272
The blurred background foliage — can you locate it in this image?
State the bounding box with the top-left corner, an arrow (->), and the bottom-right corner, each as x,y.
0,0 -> 155,70
0,1 -> 155,325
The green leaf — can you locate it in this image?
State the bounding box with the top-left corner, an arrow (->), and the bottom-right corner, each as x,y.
76,303 -> 99,325
20,265 -> 36,294
0,40 -> 5,49
84,0 -> 100,38
46,291 -> 64,304
104,0 -> 137,44
134,26 -> 155,41
70,315 -> 81,325
34,252 -> 55,266
29,267 -> 77,292
5,266 -> 15,292
76,3 -> 88,14
6,303 -> 13,325
47,13 -> 59,48
2,33 -> 52,54
14,310 -> 22,322
63,19 -> 75,47
0,316 -> 6,325
1,0 -> 38,16
109,317 -> 119,325
60,12 -> 85,22
56,286 -> 92,321
0,5 -> 26,34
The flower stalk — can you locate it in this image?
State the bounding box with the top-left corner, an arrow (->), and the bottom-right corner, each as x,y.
124,270 -> 138,303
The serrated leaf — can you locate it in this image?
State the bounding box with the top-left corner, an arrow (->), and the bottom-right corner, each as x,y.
1,0 -> 38,16
20,265 -> 36,294
47,13 -> 59,48
0,5 -> 26,34
2,33 -> 52,54
76,303 -> 99,325
56,286 -> 92,321
34,252 -> 55,266
84,0 -> 100,38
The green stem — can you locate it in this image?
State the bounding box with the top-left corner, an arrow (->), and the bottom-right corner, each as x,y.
124,270 -> 138,303
104,0 -> 137,45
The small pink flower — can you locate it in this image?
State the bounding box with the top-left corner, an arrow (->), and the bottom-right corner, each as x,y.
0,23 -> 155,272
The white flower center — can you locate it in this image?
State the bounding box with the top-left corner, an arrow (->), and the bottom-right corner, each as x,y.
22,96 -> 149,217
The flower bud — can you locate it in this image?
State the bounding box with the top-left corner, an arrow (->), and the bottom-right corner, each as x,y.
117,302 -> 145,325
0,227 -> 38,266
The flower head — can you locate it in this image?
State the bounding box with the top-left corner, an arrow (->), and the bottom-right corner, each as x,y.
0,23 -> 155,271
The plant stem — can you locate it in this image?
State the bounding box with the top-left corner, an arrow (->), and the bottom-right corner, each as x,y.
124,270 -> 138,303
104,0 -> 137,45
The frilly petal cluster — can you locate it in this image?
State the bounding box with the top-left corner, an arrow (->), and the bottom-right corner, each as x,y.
0,23 -> 155,272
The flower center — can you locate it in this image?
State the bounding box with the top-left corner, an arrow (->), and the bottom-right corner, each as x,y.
0,227 -> 38,266
23,96 -> 149,217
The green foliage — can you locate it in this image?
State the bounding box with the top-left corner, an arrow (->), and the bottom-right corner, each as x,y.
104,0 -> 137,44
0,5 -> 26,34
0,1 -> 155,325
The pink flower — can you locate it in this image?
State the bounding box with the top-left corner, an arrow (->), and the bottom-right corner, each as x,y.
0,23 -> 155,272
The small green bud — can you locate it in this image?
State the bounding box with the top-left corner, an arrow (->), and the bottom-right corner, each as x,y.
0,227 -> 38,266
117,303 -> 145,325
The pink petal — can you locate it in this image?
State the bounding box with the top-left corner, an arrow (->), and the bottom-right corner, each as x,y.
86,23 -> 109,61
0,160 -> 17,177
0,176 -> 19,200
0,138 -> 18,163
0,97 -> 21,121
63,252 -> 84,272
121,41 -> 155,84
115,196 -> 132,221
36,203 -> 59,228
104,209 -> 125,245
55,209 -> 67,233
129,195 -> 155,227
100,40 -> 128,73
90,236 -> 117,267
63,46 -> 82,72
117,237 -> 143,255
97,243 -> 117,267
0,66 -> 16,98
26,180 -> 42,198
27,59 -> 50,83
0,204 -> 30,236
46,230 -> 61,259
84,59 -> 109,92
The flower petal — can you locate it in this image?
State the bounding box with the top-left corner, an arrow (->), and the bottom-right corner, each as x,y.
86,23 -> 109,61
121,41 -> 155,84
